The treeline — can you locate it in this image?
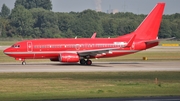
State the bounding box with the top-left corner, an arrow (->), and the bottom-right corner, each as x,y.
0,0 -> 180,39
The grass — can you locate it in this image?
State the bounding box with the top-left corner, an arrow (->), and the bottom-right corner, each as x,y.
0,41 -> 17,46
0,72 -> 179,101
159,40 -> 180,45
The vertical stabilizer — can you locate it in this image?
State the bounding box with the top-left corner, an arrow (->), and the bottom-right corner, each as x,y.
133,3 -> 165,40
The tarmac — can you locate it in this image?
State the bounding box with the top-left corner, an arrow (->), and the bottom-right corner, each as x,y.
0,61 -> 180,72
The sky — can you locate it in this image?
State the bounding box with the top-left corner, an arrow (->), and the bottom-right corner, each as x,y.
0,0 -> 180,14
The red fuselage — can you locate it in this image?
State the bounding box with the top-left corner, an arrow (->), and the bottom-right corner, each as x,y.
4,38 -> 156,60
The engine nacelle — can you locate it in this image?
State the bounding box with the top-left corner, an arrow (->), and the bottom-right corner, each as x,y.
59,53 -> 79,62
50,58 -> 59,62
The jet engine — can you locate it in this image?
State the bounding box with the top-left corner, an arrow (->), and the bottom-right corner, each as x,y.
50,58 -> 59,62
59,53 -> 79,62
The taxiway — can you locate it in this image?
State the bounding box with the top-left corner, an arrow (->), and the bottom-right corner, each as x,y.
0,61 -> 180,72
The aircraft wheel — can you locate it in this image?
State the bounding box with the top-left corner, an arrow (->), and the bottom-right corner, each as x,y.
86,60 -> 92,65
80,59 -> 86,65
22,61 -> 26,65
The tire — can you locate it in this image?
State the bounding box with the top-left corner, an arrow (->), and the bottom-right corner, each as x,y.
86,60 -> 92,65
22,61 -> 26,65
80,59 -> 86,65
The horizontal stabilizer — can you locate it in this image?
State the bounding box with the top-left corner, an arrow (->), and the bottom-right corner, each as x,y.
145,37 -> 175,45
145,39 -> 159,44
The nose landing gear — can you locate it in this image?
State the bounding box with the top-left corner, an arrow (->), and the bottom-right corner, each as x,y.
15,58 -> 26,65
22,61 -> 26,65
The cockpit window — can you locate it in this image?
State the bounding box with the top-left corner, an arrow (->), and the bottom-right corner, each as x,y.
12,44 -> 20,48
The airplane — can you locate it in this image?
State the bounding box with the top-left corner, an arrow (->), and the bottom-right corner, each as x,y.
3,3 -> 165,65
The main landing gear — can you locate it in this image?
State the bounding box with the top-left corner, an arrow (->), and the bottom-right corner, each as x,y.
80,59 -> 92,65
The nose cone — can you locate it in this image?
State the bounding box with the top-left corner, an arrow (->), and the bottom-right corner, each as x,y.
3,47 -> 11,55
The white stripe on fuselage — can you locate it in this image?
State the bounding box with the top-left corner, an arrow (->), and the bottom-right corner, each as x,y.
4,50 -> 140,55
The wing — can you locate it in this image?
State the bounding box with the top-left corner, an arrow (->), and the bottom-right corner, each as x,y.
78,34 -> 136,57
77,47 -> 120,57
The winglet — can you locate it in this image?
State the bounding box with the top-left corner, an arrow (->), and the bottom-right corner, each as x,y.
125,34 -> 136,48
91,32 -> 96,39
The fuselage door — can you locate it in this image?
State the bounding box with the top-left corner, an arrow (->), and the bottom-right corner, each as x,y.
27,42 -> 32,52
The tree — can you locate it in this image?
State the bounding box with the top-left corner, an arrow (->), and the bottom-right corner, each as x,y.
9,5 -> 35,37
71,9 -> 103,38
101,18 -> 118,37
30,8 -> 61,38
1,4 -> 10,18
57,13 -> 75,37
0,18 -> 10,37
15,0 -> 52,10
2,0 -> 180,39
159,19 -> 172,38
57,14 -> 74,32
